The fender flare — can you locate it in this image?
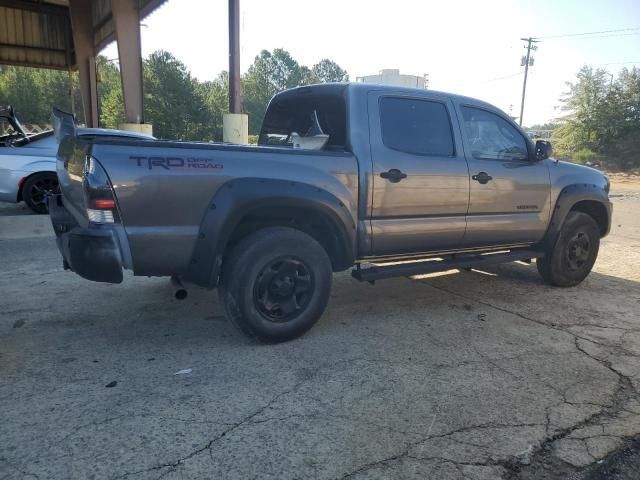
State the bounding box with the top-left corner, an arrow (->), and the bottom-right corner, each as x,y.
539,183 -> 611,250
185,178 -> 357,288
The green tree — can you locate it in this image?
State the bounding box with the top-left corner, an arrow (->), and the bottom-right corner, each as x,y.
242,49 -> 308,134
559,66 -> 609,150
142,50 -> 208,140
198,71 -> 229,141
98,56 -> 125,128
310,59 -> 349,83
0,48 -> 350,142
241,49 -> 349,134
553,65 -> 640,169
602,67 -> 640,169
526,122 -> 560,131
0,65 -> 79,125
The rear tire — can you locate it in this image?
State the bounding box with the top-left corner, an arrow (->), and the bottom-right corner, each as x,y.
22,172 -> 59,214
537,211 -> 600,287
219,227 -> 332,343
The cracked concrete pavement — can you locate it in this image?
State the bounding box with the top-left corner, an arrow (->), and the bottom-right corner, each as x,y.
1,178 -> 639,479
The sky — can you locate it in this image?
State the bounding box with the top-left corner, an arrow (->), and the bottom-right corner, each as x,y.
103,0 -> 640,127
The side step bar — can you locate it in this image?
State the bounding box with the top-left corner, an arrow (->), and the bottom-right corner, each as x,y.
352,249 -> 544,282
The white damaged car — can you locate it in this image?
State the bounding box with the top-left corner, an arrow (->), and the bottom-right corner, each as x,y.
0,106 -> 59,213
1,106 -> 154,213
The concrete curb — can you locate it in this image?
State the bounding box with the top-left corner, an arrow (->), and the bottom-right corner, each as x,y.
0,215 -> 54,240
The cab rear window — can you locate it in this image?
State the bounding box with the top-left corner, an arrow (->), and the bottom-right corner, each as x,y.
259,89 -> 347,150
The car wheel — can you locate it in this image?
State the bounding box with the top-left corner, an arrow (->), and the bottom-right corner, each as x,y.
22,172 -> 59,214
537,211 -> 600,287
219,226 -> 332,343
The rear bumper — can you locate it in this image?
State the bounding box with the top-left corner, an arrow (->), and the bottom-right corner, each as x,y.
49,194 -> 124,283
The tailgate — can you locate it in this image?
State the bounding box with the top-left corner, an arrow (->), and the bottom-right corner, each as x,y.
56,135 -> 91,222
52,107 -> 155,223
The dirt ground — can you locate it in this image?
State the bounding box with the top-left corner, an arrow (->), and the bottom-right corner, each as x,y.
0,176 -> 639,480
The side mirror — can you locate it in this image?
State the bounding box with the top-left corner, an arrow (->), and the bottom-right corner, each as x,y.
535,140 -> 552,161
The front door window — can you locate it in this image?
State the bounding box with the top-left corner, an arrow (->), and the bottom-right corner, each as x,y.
461,106 -> 528,161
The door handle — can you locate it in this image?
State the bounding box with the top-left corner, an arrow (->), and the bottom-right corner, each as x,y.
472,172 -> 493,184
380,169 -> 407,183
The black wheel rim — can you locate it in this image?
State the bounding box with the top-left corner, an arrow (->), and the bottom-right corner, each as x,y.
29,176 -> 59,208
253,257 -> 314,323
566,231 -> 591,271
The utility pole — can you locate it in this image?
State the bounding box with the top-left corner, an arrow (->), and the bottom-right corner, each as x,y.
519,37 -> 539,126
608,72 -> 614,94
228,0 -> 241,114
223,0 -> 248,144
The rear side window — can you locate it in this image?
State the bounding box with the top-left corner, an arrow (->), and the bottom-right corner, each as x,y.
380,97 -> 454,156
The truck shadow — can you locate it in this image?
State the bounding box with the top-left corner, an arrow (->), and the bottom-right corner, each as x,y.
13,255 -> 633,351
138,261 -> 639,346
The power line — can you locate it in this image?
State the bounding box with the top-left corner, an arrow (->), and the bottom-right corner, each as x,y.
594,60 -> 640,66
479,72 -> 523,83
476,61 -> 637,86
549,32 -> 640,41
536,26 -> 640,39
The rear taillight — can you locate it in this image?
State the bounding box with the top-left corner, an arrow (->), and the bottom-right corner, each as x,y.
83,156 -> 119,224
87,208 -> 115,224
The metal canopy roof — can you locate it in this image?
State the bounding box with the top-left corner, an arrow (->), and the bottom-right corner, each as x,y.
0,0 -> 166,70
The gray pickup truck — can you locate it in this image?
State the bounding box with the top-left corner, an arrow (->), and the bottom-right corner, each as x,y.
49,83 -> 612,343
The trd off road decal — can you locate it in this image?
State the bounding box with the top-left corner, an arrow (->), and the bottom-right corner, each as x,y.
130,156 -> 223,170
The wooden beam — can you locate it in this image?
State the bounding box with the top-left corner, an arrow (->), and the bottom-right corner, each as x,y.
111,0 -> 144,124
0,0 -> 68,17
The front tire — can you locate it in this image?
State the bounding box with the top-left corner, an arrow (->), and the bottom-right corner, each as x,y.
219,227 -> 332,343
537,211 -> 600,287
22,172 -> 59,214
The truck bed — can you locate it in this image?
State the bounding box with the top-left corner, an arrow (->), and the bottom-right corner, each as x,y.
57,136 -> 359,277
